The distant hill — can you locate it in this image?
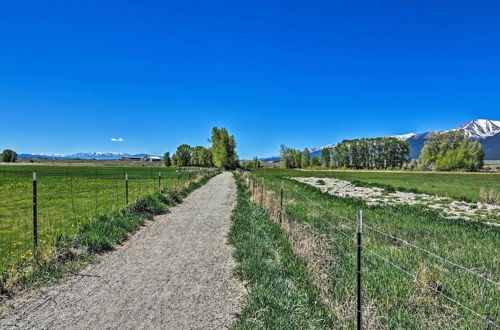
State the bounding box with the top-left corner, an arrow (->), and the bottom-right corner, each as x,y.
18,152 -> 156,160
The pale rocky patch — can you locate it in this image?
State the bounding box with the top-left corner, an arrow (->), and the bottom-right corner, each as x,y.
293,177 -> 500,226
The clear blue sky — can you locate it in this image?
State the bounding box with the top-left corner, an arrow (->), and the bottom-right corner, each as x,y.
1,1 -> 499,159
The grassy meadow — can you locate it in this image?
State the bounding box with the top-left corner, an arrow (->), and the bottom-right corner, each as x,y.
244,169 -> 499,328
0,165 -> 211,273
259,168 -> 500,203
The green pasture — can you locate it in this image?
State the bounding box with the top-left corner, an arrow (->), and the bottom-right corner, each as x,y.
246,169 -> 499,328
256,168 -> 500,202
0,165 -> 210,272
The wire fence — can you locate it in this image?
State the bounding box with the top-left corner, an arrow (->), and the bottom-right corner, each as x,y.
0,167 -> 219,274
239,171 -> 499,329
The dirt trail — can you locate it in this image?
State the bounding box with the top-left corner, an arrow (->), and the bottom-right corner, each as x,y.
1,172 -> 245,329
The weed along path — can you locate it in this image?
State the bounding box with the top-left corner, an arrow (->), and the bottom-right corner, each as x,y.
1,172 -> 246,329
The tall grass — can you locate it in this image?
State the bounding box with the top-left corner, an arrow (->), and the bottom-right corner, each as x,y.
229,174 -> 334,329
245,169 -> 499,328
478,187 -> 500,205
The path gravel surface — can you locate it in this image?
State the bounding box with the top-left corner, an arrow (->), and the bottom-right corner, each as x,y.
1,172 -> 245,329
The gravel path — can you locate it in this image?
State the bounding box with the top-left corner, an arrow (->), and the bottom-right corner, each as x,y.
0,172 -> 246,329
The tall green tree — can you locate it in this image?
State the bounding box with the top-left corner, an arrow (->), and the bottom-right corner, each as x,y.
162,152 -> 171,167
310,156 -> 320,167
190,146 -> 205,166
419,131 -> 484,171
321,148 -> 331,167
1,149 -> 17,163
199,147 -> 214,167
293,150 -> 302,168
210,127 -> 238,169
252,156 -> 260,168
175,144 -> 192,166
280,145 -> 294,168
301,148 -> 311,168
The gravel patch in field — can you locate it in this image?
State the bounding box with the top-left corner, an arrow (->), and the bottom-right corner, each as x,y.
0,172 -> 246,329
293,177 -> 500,226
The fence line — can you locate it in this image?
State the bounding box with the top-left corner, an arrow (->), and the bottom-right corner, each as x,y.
363,245 -> 499,329
0,167 -> 220,273
240,171 -> 499,328
281,178 -> 499,287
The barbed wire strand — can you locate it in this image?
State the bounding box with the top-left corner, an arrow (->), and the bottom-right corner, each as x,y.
363,245 -> 499,329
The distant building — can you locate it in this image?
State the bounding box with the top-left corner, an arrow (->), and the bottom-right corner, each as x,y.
122,155 -> 161,162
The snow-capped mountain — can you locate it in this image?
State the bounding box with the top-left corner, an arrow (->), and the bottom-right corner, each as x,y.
301,119 -> 500,161
310,144 -> 336,153
18,152 -> 156,160
395,119 -> 500,141
389,119 -> 500,159
455,119 -> 500,139
390,133 -> 416,141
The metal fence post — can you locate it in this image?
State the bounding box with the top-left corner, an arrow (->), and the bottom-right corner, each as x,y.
32,172 -> 38,264
158,172 -> 161,193
279,181 -> 284,224
260,178 -> 264,205
357,210 -> 363,330
125,173 -> 129,205
483,265 -> 490,329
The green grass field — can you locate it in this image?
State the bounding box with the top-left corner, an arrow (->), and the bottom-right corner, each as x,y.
245,169 -> 499,328
0,165 -> 212,273
256,168 -> 500,202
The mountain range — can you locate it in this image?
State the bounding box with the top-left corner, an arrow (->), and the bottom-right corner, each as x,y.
397,119 -> 500,160
260,119 -> 500,161
18,152 -> 157,160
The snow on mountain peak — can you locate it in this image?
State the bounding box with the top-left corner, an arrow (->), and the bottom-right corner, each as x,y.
390,133 -> 416,141
455,119 -> 500,139
310,144 -> 336,153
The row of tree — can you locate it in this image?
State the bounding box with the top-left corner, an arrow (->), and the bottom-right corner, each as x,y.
279,131 -> 485,172
332,137 -> 410,169
280,137 -> 410,170
164,127 -> 239,170
166,145 -> 214,167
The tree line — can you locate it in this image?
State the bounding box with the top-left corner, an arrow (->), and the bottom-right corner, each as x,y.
165,127 -> 239,170
279,131 -> 485,172
280,137 -> 410,170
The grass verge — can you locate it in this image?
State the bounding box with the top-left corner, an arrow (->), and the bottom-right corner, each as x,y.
229,173 -> 334,329
0,172 -> 218,304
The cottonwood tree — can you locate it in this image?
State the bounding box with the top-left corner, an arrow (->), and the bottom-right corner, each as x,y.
162,152 -> 171,167
418,131 -> 484,171
301,148 -> 311,168
210,127 -> 238,169
1,149 -> 17,163
321,148 -> 331,167
332,138 -> 409,169
310,156 -> 320,167
175,144 -> 192,166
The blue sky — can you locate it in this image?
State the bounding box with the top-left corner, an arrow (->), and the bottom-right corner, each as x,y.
0,1 -> 499,159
